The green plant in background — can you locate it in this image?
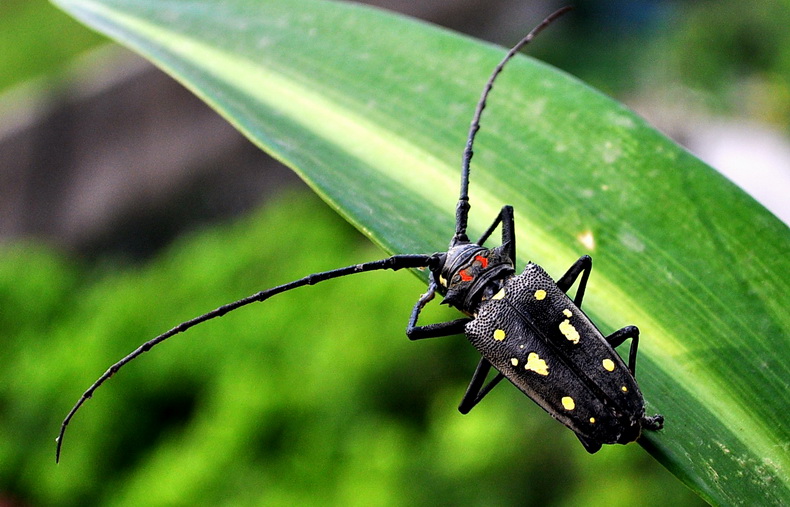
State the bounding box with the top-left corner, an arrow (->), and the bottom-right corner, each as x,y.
2,0 -> 787,504
0,0 -> 105,92
661,2 -> 790,125
2,191 -> 701,505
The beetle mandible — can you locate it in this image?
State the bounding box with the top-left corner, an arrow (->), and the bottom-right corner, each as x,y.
56,6 -> 663,461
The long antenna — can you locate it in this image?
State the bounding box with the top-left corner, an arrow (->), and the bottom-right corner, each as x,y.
55,254 -> 433,462
454,6 -> 573,243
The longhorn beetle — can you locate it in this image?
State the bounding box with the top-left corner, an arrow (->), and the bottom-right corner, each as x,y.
56,7 -> 663,461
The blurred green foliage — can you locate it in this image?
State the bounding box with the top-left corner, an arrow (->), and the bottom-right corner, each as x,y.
549,1 -> 790,130
0,191 -> 704,506
0,0 -> 105,93
660,1 -> 790,126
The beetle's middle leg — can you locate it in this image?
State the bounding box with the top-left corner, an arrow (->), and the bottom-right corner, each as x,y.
556,255 -> 592,307
605,325 -> 640,375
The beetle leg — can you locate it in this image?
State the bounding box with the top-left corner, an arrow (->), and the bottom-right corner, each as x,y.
476,205 -> 516,264
458,358 -> 506,414
406,282 -> 471,340
555,255 -> 592,307
605,325 -> 640,375
406,319 -> 470,340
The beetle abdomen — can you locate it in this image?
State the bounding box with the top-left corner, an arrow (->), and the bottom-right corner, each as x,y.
466,263 -> 644,447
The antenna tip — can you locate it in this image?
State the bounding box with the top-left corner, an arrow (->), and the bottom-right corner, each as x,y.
55,434 -> 64,463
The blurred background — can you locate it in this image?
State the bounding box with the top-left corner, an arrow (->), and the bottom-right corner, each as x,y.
1,0 -> 787,505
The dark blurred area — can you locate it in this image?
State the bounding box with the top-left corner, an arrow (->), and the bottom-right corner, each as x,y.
2,0 -> 788,261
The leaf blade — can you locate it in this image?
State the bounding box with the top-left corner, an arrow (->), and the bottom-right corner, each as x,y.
51,0 -> 790,504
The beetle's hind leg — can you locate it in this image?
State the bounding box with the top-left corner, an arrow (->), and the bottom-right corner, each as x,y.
458,358 -> 506,414
605,325 -> 640,375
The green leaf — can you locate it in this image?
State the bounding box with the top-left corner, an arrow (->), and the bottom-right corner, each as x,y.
51,0 -> 790,504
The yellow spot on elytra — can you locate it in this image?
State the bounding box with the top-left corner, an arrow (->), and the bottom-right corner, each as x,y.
492,288 -> 505,300
562,308 -> 572,318
602,358 -> 615,372
524,352 -> 549,376
534,289 -> 547,300
493,329 -> 506,341
559,319 -> 580,344
510,358 -> 519,366
562,396 -> 576,411
438,275 -> 447,287
589,417 -> 596,424
578,230 -> 595,250
621,386 -> 628,393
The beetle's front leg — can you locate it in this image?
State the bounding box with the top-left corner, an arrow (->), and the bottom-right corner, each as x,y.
476,205 -> 516,264
405,282 -> 470,340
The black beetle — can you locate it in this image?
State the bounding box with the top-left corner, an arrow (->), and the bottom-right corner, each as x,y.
56,6 -> 662,461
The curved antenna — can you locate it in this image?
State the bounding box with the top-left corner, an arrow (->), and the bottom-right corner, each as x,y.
454,6 -> 573,243
55,253 -> 434,462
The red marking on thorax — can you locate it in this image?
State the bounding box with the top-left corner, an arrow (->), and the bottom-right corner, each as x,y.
459,255 -> 488,282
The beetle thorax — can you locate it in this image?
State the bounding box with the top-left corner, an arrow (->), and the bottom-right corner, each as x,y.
431,243 -> 515,313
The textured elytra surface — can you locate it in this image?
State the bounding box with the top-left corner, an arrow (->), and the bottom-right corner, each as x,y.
466,262 -> 644,445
